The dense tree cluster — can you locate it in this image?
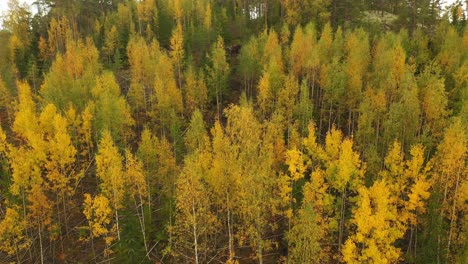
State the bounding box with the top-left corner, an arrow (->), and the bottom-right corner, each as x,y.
0,0 -> 467,263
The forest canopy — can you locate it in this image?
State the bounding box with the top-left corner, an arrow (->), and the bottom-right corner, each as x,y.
0,0 -> 467,263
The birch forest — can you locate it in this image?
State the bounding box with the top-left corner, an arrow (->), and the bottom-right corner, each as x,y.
0,0 -> 467,263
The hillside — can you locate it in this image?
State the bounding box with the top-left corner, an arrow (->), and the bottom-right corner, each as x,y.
0,1 -> 467,263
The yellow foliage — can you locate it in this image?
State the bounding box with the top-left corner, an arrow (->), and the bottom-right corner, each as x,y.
171,0 -> 184,23
91,72 -> 134,140
257,71 -> 272,116
170,23 -> 184,69
344,29 -> 369,109
303,122 -> 321,156
47,16 -> 71,56
125,150 -> 148,201
103,25 -> 118,57
436,119 -> 466,182
154,54 -> 184,116
0,206 -> 29,256
82,104 -> 94,140
27,184 -> 53,228
8,146 -> 43,195
41,37 -> 101,111
324,126 -> 343,162
286,148 -> 307,181
379,141 -> 432,235
282,0 -> 331,26
287,203 -> 322,263
305,169 -> 333,225
96,130 -> 126,209
342,239 -> 358,264
336,139 -> 362,190
47,109 -> 77,193
407,178 -> 431,212
278,173 -> 293,218
404,145 -> 431,222
136,0 -> 157,24
433,119 -> 467,258
203,3 -> 212,30
290,26 -> 307,77
13,81 -> 38,139
278,75 -> 299,123
263,29 -> 283,71
0,124 -> 7,153
382,141 -> 404,183
343,180 -> 404,263
172,151 -> 219,262
208,120 -> 229,192
83,193 -> 114,243
391,43 -> 406,87
184,66 -> 208,115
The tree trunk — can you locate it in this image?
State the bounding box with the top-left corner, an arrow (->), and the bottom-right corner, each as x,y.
135,193 -> 149,259
216,86 -> 221,120
258,240 -> 263,264
348,111 -> 352,135
113,189 -> 120,241
38,222 -> 44,264
338,188 -> 347,259
62,195 -> 69,235
22,189 -> 33,261
14,241 -> 20,264
407,224 -> 414,256
191,196 -> 199,264
446,166 -> 462,262
227,191 -> 234,261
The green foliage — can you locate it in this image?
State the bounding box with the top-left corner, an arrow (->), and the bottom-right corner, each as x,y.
206,35 -> 229,118
40,38 -> 101,112
91,71 -> 134,142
